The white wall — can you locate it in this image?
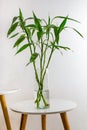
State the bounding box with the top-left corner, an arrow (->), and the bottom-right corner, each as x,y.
0,0 -> 87,130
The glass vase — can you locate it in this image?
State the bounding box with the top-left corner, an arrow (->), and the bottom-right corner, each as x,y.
34,69 -> 50,109
34,89 -> 50,109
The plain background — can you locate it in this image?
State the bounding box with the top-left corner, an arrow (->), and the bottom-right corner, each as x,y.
0,0 -> 87,130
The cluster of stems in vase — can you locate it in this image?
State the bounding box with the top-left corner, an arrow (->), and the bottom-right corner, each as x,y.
7,9 -> 83,108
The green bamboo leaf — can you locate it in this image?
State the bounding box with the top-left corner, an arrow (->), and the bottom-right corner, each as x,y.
53,26 -> 59,43
25,17 -> 33,21
9,33 -> 19,39
13,34 -> 25,48
19,8 -> 25,30
48,16 -> 50,25
64,26 -> 83,38
26,62 -> 30,66
25,27 -> 33,41
37,31 -> 44,41
25,27 -> 31,35
51,44 -> 70,51
16,44 -> 29,54
32,29 -> 35,35
42,18 -> 47,25
44,24 -> 56,36
51,43 -> 59,49
45,24 -> 56,30
19,8 -> 23,20
45,24 -> 56,40
30,52 -> 38,63
58,46 -> 71,50
45,16 -> 51,39
33,12 -> 43,40
33,12 -> 42,32
12,16 -> 19,24
26,24 -> 36,28
58,16 -> 68,33
37,32 -> 40,41
52,16 -> 80,23
72,28 -> 83,38
7,22 -> 18,37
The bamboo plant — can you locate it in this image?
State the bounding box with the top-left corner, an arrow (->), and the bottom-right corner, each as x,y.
7,9 -> 83,108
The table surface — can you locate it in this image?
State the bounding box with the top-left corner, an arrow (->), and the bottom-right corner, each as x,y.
10,99 -> 77,115
0,88 -> 20,95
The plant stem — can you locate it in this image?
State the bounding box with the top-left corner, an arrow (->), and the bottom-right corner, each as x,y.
42,40 -> 49,71
40,39 -> 44,90
25,28 -> 40,87
43,47 -> 54,82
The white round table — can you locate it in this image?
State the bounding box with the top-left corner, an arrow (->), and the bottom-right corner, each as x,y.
10,99 -> 77,130
0,88 -> 20,130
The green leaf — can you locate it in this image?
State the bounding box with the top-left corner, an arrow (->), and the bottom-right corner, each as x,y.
30,52 -> 38,63
33,12 -> 44,40
37,31 -> 43,41
65,26 -> 83,38
26,24 -> 36,28
32,29 -> 35,35
52,16 -> 80,23
58,46 -> 71,50
48,16 -> 51,25
33,12 -> 42,32
9,33 -> 19,39
25,17 -> 34,21
25,27 -> 33,40
45,24 -> 56,40
13,34 -> 25,48
51,43 -> 58,49
16,44 -> 29,54
51,44 -> 70,51
19,8 -> 25,30
19,8 -> 23,20
7,22 -> 18,37
45,16 -> 51,39
42,18 -> 47,25
72,28 -> 83,38
12,16 -> 19,24
53,26 -> 59,43
26,62 -> 30,66
58,16 -> 68,33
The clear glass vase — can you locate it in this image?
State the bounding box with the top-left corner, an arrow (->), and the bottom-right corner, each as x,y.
34,89 -> 50,109
34,69 -> 50,109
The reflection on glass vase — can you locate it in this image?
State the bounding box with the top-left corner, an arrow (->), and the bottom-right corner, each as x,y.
34,69 -> 50,109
